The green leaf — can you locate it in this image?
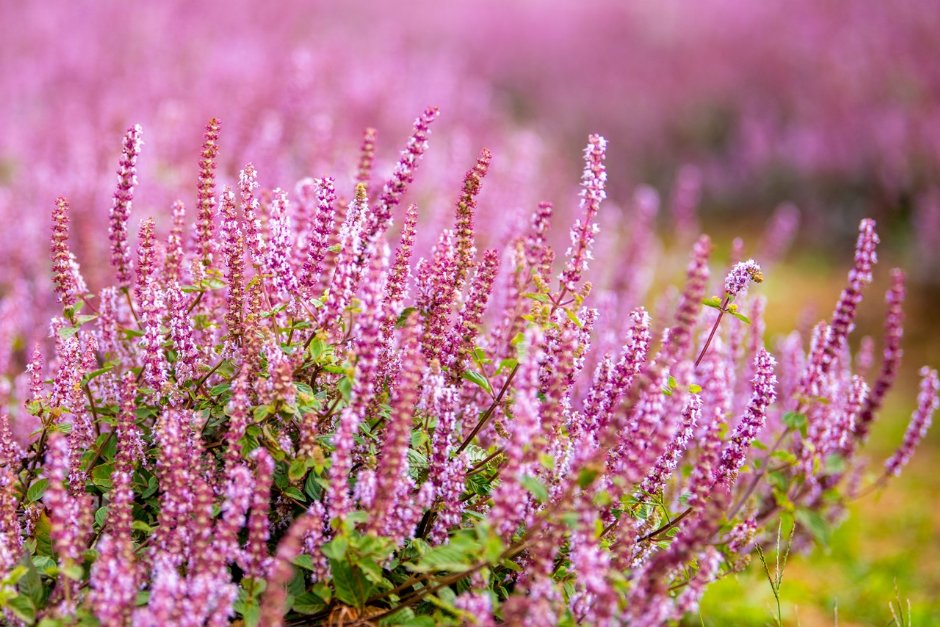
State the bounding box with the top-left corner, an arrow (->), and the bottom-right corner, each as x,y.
91,462 -> 115,490
520,475 -> 549,503
330,560 -> 374,609
781,411 -> 808,437
321,536 -> 349,561
26,479 -> 48,503
131,520 -> 153,534
577,466 -> 600,489
282,487 -> 305,502
688,383 -> 702,394
292,554 -> 315,572
94,506 -> 108,529
730,311 -> 751,324
702,296 -> 723,309
253,404 -> 274,423
81,365 -> 114,387
461,370 -> 492,395
288,458 -> 308,482
6,593 -> 36,623
396,307 -> 418,328
17,556 -> 44,607
563,307 -> 583,328
495,358 -> 517,376
304,472 -> 322,500
291,590 -> 326,615
522,292 -> 550,304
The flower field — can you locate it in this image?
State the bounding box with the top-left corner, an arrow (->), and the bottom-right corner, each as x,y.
1,2 -> 938,625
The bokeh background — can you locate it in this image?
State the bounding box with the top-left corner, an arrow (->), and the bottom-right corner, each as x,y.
1,1 -> 938,623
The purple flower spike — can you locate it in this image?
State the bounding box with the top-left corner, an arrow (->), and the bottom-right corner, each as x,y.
715,348 -> 777,487
109,124 -> 143,288
560,134 -> 607,292
884,367 -> 938,477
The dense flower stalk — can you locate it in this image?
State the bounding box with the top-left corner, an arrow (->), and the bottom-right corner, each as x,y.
241,448 -> 274,578
109,124 -> 143,288
356,127 -> 378,185
559,134 -> 607,292
715,348 -> 778,486
140,282 -> 168,395
51,197 -> 81,307
452,148 -> 491,290
884,367 -> 939,476
165,285 -> 200,382
300,176 -> 336,295
642,393 -> 702,494
163,201 -> 187,285
324,252 -> 387,516
822,218 -> 879,373
370,323 -> 425,540
44,434 -> 91,604
239,164 -> 265,267
447,248 -> 500,379
524,200 -> 554,282
134,217 -> 157,301
220,187 -> 246,345
665,235 -> 712,362
367,106 -> 439,244
380,203 -> 418,340
195,118 -> 221,267
320,183 -> 369,332
265,188 -> 300,298
856,268 -> 905,441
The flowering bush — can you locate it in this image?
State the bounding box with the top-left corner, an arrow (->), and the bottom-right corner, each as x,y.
0,111 -> 936,626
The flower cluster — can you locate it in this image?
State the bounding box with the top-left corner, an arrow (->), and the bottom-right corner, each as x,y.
0,114 -> 934,627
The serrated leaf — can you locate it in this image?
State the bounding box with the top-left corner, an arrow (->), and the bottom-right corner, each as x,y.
330,560 -> 374,609
26,479 -> 48,503
91,462 -> 114,490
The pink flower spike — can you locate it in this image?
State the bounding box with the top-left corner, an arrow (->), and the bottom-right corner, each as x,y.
109,124 -> 143,288
194,118 -> 221,268
560,134 -> 607,293
884,367 -> 938,477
